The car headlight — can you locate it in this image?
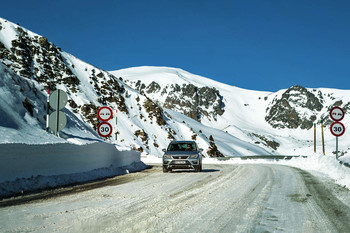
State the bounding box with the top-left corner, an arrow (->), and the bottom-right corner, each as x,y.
163,154 -> 172,159
189,154 -> 199,159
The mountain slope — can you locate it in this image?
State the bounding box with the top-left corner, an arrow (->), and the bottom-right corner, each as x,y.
1,17 -> 349,158
111,66 -> 350,157
0,17 -> 272,157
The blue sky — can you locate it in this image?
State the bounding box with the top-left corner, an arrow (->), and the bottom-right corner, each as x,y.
2,0 -> 350,91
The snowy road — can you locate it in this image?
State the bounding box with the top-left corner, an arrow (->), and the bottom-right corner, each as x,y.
1,164 -> 350,232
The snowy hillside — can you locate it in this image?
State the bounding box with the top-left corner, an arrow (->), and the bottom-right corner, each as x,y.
112,66 -> 350,157
0,17 -> 270,157
1,16 -> 350,159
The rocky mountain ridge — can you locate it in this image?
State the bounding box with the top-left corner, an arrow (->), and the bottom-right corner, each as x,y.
129,79 -> 224,122
0,17 -> 270,157
1,17 -> 350,157
115,68 -> 350,131
111,66 -> 350,156
266,85 -> 350,130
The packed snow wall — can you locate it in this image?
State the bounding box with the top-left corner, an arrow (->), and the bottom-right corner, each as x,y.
0,142 -> 141,183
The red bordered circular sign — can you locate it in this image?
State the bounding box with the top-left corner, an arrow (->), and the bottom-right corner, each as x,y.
330,106 -> 344,122
330,121 -> 345,137
98,106 -> 113,122
97,122 -> 113,137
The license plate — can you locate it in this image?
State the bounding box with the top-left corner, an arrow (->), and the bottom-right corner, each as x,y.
175,160 -> 186,164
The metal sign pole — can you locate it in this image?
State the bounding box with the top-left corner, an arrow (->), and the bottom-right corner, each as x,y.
46,90 -> 50,132
48,89 -> 68,135
314,123 -> 316,154
56,90 -> 60,136
115,112 -> 118,141
321,122 -> 325,155
336,136 -> 339,160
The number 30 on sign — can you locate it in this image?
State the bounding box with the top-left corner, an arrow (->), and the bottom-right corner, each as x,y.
330,122 -> 345,137
97,122 -> 113,137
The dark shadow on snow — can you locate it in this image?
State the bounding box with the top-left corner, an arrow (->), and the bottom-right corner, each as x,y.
170,169 -> 220,173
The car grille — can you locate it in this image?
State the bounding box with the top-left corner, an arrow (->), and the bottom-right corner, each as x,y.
172,156 -> 188,159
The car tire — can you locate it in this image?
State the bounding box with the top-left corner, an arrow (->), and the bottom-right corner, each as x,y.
195,165 -> 201,173
163,166 -> 168,173
195,161 -> 202,172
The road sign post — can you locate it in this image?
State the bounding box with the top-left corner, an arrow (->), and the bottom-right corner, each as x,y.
48,89 -> 68,136
329,107 -> 345,159
97,106 -> 114,138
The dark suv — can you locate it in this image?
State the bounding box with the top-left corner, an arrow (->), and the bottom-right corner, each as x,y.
162,141 -> 203,172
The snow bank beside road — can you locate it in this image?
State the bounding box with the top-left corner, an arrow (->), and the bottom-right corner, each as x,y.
279,155 -> 350,190
207,155 -> 350,190
0,142 -> 146,198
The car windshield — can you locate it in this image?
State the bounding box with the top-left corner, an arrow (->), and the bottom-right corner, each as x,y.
168,143 -> 196,151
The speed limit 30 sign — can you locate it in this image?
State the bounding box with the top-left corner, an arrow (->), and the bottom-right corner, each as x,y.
97,122 -> 113,137
330,122 -> 345,137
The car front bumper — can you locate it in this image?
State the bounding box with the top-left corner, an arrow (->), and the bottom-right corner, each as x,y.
163,157 -> 200,169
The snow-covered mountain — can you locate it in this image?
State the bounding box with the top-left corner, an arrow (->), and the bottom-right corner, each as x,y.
1,17 -> 349,158
111,67 -> 350,157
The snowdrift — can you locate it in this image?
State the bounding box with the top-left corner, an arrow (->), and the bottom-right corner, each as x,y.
0,142 -> 146,198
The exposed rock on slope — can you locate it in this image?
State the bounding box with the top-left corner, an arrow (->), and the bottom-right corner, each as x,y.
129,80 -> 225,122
265,85 -> 324,130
